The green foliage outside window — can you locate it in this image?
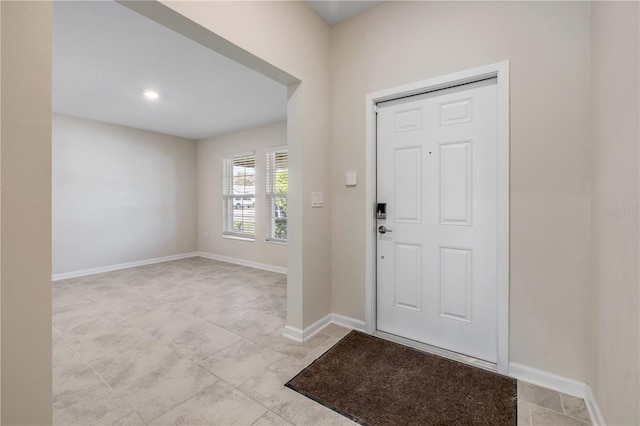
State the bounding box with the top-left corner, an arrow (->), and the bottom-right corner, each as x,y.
275,218 -> 287,239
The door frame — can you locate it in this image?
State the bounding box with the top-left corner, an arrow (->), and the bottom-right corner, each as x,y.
364,61 -> 510,374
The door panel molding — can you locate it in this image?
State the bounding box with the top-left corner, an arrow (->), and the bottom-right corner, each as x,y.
394,242 -> 423,311
364,61 -> 510,374
439,140 -> 473,226
394,146 -> 422,223
439,246 -> 473,323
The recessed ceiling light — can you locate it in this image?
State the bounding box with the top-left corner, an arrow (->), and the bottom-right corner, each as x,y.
144,90 -> 159,100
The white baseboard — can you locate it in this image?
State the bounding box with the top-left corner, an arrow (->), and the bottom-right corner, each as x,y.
282,325 -> 305,342
282,314 -> 332,342
197,252 -> 286,275
282,313 -> 365,343
331,313 -> 366,332
282,317 -> 324,342
51,252 -> 200,281
509,362 -> 585,397
584,384 -> 606,426
509,362 -> 605,425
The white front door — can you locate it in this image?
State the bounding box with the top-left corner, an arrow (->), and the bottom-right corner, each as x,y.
376,78 -> 498,363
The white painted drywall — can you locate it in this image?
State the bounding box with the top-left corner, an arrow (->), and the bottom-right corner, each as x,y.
52,114 -> 197,275
197,121 -> 287,268
155,0 -> 332,330
10,2 -> 639,423
330,2 -> 592,382
1,2 -> 52,423
591,2 -> 639,424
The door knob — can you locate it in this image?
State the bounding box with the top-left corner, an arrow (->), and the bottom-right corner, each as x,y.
378,225 -> 392,234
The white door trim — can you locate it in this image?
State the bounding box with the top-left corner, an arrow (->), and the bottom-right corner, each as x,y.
364,61 -> 510,374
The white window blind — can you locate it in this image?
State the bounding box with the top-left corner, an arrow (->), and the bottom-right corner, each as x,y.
266,148 -> 288,242
222,152 -> 256,239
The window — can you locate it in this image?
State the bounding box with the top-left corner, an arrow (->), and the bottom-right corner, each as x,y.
222,152 -> 255,239
266,148 -> 287,242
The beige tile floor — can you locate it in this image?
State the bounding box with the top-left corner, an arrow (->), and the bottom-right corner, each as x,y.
517,381 -> 592,426
52,257 -> 592,425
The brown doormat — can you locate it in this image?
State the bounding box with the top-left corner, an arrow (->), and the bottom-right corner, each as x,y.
286,331 -> 516,426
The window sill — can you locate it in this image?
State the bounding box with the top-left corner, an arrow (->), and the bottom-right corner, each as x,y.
266,239 -> 287,246
223,235 -> 255,242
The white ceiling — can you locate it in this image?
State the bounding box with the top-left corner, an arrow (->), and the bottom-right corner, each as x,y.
305,1 -> 384,26
52,1 -> 385,140
53,1 -> 287,140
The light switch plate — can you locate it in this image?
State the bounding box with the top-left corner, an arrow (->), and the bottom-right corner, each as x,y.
345,171 -> 357,187
311,192 -> 324,208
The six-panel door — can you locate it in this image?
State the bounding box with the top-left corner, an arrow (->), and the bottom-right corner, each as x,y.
376,79 -> 498,363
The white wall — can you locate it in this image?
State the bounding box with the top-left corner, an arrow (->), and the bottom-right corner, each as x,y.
153,0 -> 332,330
198,121 -> 287,269
7,1 -> 639,422
52,114 -> 197,275
330,1 -> 592,382
591,2 -> 639,424
1,2 -> 52,423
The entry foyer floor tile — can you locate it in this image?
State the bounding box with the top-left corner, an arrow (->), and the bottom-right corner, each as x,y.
52,257 -> 591,425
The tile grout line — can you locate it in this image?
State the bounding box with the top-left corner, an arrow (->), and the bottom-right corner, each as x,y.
131,297 -> 277,424
61,274 -> 222,362
52,259 -> 328,426
559,392 -> 567,415
56,280 -> 171,358
54,272 -> 212,425
111,411 -> 145,426
528,402 -> 561,414
103,296 -> 260,415
216,375 -> 273,425
57,270 -> 238,424
142,371 -> 270,426
142,378 -> 221,425
559,392 -> 592,424
191,334 -> 332,426
227,337 -> 348,426
528,402 -> 591,425
53,326 -> 144,425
